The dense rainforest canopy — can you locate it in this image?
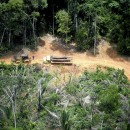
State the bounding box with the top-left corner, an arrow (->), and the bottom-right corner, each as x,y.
0,0 -> 130,55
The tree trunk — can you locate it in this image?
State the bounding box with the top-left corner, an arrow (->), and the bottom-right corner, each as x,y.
100,120 -> 103,130
75,14 -> 78,32
1,70 -> 4,76
38,91 -> 42,111
8,30 -> 11,47
24,22 -> 27,47
94,14 -> 97,56
0,28 -> 5,46
33,18 -> 36,49
13,99 -> 16,129
52,3 -> 55,35
74,0 -> 78,32
13,87 -> 17,129
65,33 -> 68,45
4,88 -> 17,129
37,78 -> 45,111
66,1 -> 69,45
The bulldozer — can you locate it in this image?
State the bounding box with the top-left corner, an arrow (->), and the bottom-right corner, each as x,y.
12,49 -> 31,64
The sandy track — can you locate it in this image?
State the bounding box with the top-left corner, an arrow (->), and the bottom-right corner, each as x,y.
0,35 -> 130,79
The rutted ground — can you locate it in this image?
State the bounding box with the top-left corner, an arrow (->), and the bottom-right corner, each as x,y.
0,34 -> 130,79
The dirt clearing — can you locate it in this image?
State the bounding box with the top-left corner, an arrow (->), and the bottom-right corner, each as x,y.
0,34 -> 130,80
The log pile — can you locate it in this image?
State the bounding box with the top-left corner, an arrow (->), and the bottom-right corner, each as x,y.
51,56 -> 72,65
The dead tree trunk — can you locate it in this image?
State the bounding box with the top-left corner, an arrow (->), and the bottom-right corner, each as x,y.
4,86 -> 17,129
37,78 -> 45,111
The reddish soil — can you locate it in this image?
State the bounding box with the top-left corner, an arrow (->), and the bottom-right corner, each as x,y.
1,34 -> 130,80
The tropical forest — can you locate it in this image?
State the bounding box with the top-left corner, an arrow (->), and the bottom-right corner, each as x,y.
0,0 -> 130,130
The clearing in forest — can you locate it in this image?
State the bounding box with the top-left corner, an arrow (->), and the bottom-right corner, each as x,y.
0,34 -> 130,80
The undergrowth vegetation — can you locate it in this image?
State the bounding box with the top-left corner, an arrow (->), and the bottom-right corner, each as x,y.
0,63 -> 130,130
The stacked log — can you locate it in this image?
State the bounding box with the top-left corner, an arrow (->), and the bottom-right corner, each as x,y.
51,56 -> 72,65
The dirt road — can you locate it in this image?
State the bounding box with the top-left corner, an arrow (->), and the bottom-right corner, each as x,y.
0,35 -> 130,79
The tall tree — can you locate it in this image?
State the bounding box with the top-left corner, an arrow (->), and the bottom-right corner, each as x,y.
56,10 -> 72,44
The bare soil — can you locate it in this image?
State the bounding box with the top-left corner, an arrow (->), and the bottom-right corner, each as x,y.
1,34 -> 130,80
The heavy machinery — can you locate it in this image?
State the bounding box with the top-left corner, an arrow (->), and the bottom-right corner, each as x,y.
12,49 -> 31,63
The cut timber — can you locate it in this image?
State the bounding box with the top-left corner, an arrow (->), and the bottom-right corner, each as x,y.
51,59 -> 71,62
51,61 -> 72,65
51,56 -> 72,65
51,56 -> 72,59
